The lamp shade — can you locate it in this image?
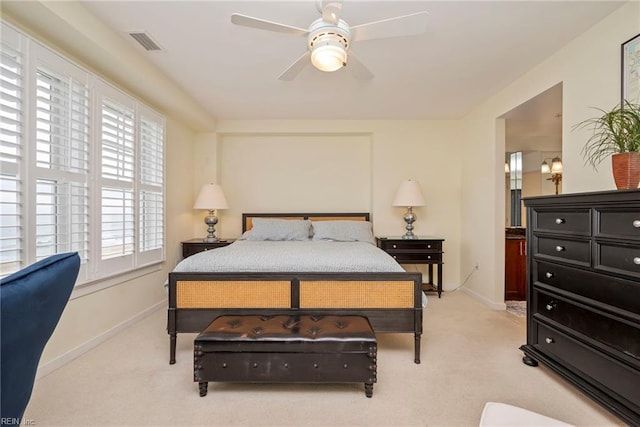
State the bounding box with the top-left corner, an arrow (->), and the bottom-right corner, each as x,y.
392,180 -> 425,207
551,157 -> 563,174
541,161 -> 551,174
193,184 -> 229,210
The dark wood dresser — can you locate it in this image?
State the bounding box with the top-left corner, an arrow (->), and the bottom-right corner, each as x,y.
520,189 -> 640,425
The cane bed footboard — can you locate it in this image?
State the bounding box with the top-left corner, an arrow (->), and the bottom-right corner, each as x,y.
168,272 -> 423,364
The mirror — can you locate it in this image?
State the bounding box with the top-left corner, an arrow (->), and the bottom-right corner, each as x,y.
508,152 -> 522,227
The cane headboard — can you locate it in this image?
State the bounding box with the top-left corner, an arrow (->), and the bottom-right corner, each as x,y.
242,212 -> 370,233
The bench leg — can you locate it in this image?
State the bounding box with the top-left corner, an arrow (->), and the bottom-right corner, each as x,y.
365,382 -> 373,398
414,333 -> 421,364
199,382 -> 208,397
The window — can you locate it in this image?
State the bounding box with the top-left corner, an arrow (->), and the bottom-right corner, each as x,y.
0,21 -> 165,284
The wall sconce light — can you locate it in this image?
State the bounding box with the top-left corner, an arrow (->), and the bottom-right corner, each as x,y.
392,180 -> 426,239
505,162 -> 510,174
193,183 -> 229,242
541,156 -> 563,195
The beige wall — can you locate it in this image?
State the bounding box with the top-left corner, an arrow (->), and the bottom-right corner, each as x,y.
461,2 -> 638,307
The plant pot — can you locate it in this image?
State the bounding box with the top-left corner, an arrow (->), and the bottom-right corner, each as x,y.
612,152 -> 640,189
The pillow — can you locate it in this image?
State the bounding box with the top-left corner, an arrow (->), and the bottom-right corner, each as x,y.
311,220 -> 375,245
246,218 -> 311,241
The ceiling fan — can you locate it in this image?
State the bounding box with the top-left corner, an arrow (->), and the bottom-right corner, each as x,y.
230,0 -> 428,81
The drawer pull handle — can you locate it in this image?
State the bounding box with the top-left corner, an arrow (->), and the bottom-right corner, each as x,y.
555,245 -> 565,252
427,245 -> 431,248
634,257 -> 640,265
392,244 -> 397,249
555,218 -> 565,224
545,301 -> 556,311
427,256 -> 431,259
545,272 -> 554,279
545,337 -> 554,344
633,220 -> 640,228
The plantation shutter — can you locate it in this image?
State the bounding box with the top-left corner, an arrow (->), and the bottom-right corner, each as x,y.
100,94 -> 135,269
0,25 -> 23,277
34,62 -> 90,266
138,109 -> 164,264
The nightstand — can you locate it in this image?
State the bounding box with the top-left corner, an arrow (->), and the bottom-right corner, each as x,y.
181,238 -> 235,259
376,237 -> 445,298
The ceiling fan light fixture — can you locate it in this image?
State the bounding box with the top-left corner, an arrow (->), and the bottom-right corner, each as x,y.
311,41 -> 347,72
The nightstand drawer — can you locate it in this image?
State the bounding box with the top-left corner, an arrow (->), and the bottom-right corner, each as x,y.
534,236 -> 590,266
183,244 -> 212,258
182,239 -> 234,258
388,252 -> 442,264
379,240 -> 441,252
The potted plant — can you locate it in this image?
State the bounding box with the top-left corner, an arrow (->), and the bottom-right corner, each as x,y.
573,100 -> 640,189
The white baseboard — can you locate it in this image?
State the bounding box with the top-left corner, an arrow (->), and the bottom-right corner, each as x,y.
462,287 -> 507,311
36,300 -> 165,380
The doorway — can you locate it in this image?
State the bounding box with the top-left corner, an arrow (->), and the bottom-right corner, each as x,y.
502,83 -> 563,302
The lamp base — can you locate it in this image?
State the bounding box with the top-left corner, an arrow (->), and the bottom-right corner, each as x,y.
401,207 -> 418,239
203,210 -> 219,243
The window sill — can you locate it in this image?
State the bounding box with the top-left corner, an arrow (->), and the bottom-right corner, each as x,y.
70,262 -> 164,300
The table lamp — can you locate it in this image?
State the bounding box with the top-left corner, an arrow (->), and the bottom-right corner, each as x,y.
392,180 -> 426,239
193,183 -> 229,242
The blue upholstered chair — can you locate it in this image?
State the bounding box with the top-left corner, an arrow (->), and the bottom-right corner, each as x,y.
1,252 -> 80,424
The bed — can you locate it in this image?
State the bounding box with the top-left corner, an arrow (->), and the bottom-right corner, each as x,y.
167,213 -> 424,364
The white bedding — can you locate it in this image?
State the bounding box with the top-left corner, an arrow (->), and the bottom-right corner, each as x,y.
173,240 -> 406,273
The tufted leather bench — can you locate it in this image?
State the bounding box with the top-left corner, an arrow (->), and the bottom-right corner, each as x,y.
194,315 -> 377,397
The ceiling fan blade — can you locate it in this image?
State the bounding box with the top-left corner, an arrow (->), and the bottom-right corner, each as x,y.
351,11 -> 429,42
346,53 -> 374,80
320,1 -> 343,24
231,13 -> 308,36
278,51 -> 311,81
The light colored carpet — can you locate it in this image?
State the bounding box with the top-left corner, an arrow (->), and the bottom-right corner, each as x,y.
24,291 -> 621,426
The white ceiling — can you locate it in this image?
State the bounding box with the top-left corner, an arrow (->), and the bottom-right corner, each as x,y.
81,0 -> 622,122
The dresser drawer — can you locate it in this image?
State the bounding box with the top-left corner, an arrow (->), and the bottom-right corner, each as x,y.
534,236 -> 590,266
595,241 -> 640,279
534,261 -> 640,314
596,208 -> 640,241
533,208 -> 591,236
534,290 -> 640,361
535,322 -> 640,407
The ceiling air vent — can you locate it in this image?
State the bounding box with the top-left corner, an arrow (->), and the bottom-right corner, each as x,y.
128,31 -> 163,52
